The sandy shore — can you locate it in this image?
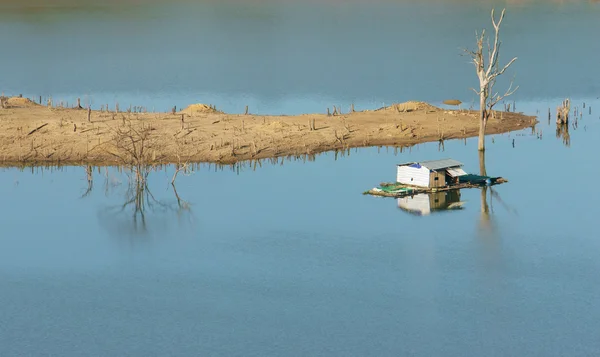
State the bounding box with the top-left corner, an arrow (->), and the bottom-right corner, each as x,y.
0,97 -> 537,166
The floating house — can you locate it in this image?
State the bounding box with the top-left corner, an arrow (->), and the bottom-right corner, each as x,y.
397,191 -> 465,216
396,158 -> 467,188
365,157 -> 507,198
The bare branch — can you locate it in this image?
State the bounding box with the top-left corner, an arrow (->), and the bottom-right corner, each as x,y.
489,78 -> 519,109
485,8 -> 507,78
490,57 -> 518,81
467,7 -> 517,151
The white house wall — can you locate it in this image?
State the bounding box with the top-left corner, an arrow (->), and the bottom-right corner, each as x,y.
396,165 -> 430,187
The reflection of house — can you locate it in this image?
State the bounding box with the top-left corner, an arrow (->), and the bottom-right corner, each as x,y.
396,158 -> 467,188
397,191 -> 465,216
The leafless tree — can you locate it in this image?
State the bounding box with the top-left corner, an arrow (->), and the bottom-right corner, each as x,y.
556,98 -> 570,125
465,8 -> 518,151
107,118 -> 158,185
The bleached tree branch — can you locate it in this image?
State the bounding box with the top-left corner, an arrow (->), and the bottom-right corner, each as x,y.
463,7 -> 518,151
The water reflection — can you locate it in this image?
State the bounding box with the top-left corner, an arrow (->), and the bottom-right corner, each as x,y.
80,165 -> 194,237
479,186 -> 494,233
476,150 -> 519,236
556,123 -> 571,147
397,190 -> 465,216
478,150 -> 493,233
81,165 -> 94,198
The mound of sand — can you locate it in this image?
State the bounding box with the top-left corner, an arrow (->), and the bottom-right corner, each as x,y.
5,97 -> 40,108
376,101 -> 434,113
179,103 -> 219,115
267,121 -> 288,128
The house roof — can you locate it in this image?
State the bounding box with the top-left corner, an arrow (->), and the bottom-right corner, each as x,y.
398,158 -> 463,171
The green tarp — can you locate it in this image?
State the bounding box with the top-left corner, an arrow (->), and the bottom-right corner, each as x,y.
380,185 -> 415,193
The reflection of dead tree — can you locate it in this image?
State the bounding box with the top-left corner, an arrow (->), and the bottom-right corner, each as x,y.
97,167 -> 194,236
80,165 -> 94,198
102,167 -> 122,197
478,150 -> 491,229
465,8 -> 518,151
172,183 -> 191,211
480,187 -> 491,224
119,171 -> 162,233
101,168 -> 167,234
556,123 -> 571,147
171,139 -> 196,185
477,150 -> 517,235
489,188 -> 518,216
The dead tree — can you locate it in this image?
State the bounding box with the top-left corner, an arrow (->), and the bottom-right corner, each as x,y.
556,98 -> 570,125
108,119 -> 157,185
465,8 -> 518,151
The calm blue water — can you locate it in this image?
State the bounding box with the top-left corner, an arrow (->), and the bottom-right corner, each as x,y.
2,1 -> 600,356
2,97 -> 600,356
1,0 -> 599,114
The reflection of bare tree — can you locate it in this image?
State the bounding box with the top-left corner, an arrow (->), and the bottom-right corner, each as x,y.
479,186 -> 493,232
119,171 -> 158,233
489,188 -> 518,216
80,165 -> 194,237
172,183 -> 192,225
556,123 -> 571,147
105,170 -> 193,236
476,151 -> 518,235
479,150 -> 492,232
80,165 -> 94,198
438,139 -> 445,152
478,150 -> 495,234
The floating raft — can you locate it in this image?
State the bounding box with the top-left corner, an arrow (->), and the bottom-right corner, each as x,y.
364,176 -> 508,198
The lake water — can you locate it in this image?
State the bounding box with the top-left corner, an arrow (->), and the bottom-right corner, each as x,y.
2,1 -> 600,356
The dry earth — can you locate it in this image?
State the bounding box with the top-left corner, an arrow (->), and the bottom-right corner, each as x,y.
0,97 -> 537,166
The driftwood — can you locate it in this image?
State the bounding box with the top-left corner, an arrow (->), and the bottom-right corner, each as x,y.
28,123 -> 49,136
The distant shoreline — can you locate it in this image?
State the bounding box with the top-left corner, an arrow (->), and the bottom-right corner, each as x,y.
0,97 -> 537,167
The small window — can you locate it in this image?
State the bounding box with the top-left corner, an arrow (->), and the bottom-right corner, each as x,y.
434,177 -> 439,181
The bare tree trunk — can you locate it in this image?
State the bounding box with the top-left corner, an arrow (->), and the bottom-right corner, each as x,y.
478,150 -> 487,177
478,94 -> 487,151
467,8 -> 518,153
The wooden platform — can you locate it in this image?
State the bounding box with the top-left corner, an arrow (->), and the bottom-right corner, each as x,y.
364,178 -> 508,198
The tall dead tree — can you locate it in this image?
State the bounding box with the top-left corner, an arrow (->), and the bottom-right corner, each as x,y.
466,8 -> 518,151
